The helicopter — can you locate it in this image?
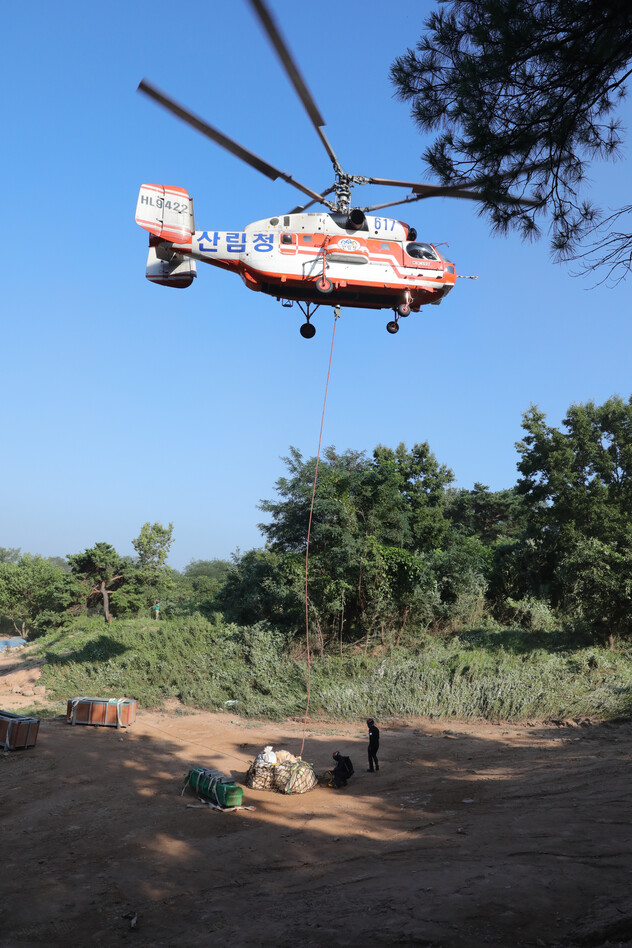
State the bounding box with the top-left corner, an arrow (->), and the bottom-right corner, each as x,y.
136,0 -> 535,338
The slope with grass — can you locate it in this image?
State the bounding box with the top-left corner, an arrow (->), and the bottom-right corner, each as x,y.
30,615 -> 632,722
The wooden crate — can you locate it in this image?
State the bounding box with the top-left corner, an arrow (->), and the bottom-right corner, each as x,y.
66,697 -> 137,728
0,710 -> 40,750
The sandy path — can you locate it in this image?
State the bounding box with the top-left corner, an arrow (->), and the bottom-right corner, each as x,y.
1,650 -> 632,946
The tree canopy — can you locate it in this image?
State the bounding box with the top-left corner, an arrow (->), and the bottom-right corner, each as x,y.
0,554 -> 77,636
390,0 -> 632,280
515,395 -> 632,641
67,542 -> 131,624
132,522 -> 174,572
65,524 -> 176,623
3,405 -> 632,645
224,443 -> 526,646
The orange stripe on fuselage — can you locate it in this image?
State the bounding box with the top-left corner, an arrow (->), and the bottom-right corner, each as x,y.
236,262 -> 451,308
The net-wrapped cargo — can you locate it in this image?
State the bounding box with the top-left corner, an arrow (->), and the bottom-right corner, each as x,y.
245,760 -> 277,791
274,759 -> 318,794
245,756 -> 318,795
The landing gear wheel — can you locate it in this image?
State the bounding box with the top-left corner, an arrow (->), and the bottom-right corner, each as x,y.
386,320 -> 400,335
300,322 -> 316,339
397,302 -> 411,318
315,277 -> 333,294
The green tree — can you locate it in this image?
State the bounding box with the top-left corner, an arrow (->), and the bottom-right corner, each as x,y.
445,483 -> 528,544
0,547 -> 21,564
217,549 -> 305,635
517,397 -> 632,546
131,522 -> 176,613
391,0 -> 632,278
516,395 -> 632,634
0,554 -> 77,637
258,447 -> 378,641
256,443 -> 454,643
46,555 -> 71,572
260,444 -> 453,558
67,542 -> 132,623
170,558 -> 234,617
132,522 -> 174,571
181,558 -> 231,600
429,537 -> 493,631
371,443 -> 454,552
370,545 -> 439,645
558,536 -> 632,644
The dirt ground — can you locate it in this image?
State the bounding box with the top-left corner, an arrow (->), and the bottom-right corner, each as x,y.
1,646 -> 632,948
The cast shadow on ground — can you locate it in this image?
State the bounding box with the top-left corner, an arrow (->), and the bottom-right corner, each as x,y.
458,624 -> 599,655
42,633 -> 129,668
3,711 -> 632,947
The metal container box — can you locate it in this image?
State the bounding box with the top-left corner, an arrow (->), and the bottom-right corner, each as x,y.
0,710 -> 40,750
66,697 -> 137,728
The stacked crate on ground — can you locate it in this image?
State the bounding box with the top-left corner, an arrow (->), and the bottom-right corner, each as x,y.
66,697 -> 137,728
183,768 -> 244,808
0,710 -> 40,750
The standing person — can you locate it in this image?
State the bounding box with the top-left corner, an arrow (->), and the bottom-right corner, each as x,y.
367,718 -> 380,772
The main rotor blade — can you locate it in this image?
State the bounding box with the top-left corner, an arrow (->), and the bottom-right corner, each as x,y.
287,186 -> 336,215
362,186 -> 539,213
367,177 -> 539,207
138,80 -> 327,206
361,189 -> 525,214
361,194 -> 428,214
248,0 -> 343,174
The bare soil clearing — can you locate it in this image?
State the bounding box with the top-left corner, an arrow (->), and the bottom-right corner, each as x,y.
1,647 -> 632,947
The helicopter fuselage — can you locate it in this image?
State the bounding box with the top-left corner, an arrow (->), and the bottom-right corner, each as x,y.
137,185 -> 457,314
193,212 -> 456,311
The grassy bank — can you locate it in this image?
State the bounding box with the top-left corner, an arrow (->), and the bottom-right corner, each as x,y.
34,615 -> 632,721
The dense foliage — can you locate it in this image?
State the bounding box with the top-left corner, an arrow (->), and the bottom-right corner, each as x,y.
32,616 -> 632,722
3,396 -> 632,661
390,0 -> 632,280
0,523 -> 177,636
515,398 -> 632,643
217,396 -> 632,650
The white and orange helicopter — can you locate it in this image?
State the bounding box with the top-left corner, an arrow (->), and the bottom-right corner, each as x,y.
136,0 -> 535,338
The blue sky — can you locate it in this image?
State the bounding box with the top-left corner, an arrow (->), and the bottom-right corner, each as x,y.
3,0 -> 631,570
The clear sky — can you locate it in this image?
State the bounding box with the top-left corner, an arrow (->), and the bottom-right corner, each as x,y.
3,1 -> 631,570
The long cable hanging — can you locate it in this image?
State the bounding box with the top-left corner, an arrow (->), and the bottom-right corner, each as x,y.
299,306 -> 340,758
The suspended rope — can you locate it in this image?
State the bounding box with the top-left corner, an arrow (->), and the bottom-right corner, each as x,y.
299,305 -> 341,758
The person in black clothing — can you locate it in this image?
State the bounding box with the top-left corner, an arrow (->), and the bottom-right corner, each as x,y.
330,751 -> 354,788
367,718 -> 380,772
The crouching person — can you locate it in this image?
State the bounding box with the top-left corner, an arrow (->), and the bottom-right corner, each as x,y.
329,751 -> 354,788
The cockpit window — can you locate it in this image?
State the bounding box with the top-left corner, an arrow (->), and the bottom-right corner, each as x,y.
406,242 -> 438,260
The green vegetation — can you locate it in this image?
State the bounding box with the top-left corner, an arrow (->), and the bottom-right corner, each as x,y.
33,616 -> 632,721
390,0 -> 632,280
3,397 -> 632,722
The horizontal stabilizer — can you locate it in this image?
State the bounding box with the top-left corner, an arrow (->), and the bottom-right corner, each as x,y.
135,184 -> 194,243
146,245 -> 196,288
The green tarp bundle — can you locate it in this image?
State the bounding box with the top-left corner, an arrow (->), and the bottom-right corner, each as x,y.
184,768 -> 244,808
